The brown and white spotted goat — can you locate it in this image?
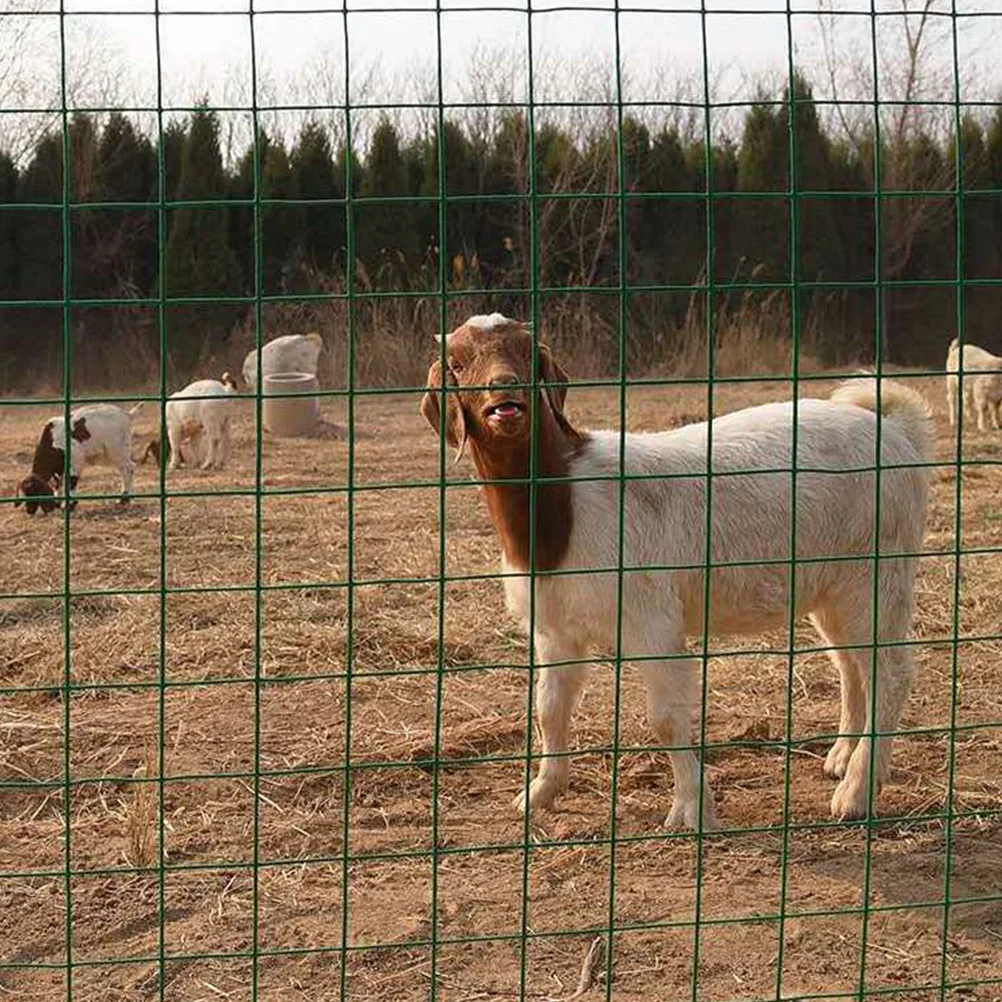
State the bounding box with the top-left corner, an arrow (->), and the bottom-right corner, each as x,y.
15,403 -> 144,514
420,313 -> 933,831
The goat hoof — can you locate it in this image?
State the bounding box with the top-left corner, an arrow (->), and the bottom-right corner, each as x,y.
666,796 -> 721,833
830,780 -> 870,822
823,738 -> 855,780
512,778 -> 561,815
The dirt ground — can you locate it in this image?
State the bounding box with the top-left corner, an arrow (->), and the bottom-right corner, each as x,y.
1,370 -> 1001,1002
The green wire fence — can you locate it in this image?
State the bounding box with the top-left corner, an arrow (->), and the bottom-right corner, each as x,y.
2,1 -> 1001,1000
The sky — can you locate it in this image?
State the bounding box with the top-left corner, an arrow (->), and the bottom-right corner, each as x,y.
3,1 -> 1002,155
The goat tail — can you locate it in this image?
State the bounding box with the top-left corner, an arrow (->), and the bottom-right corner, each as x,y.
139,437 -> 162,466
127,401 -> 145,418
305,330 -> 323,348
830,377 -> 934,464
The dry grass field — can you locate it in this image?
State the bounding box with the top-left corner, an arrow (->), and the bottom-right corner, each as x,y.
1,371 -> 1001,1001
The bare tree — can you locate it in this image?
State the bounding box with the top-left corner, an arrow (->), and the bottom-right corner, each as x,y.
0,1 -> 125,165
817,0 -> 961,352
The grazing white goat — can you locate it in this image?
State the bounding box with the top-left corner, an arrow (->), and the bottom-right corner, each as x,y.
945,337 -> 1002,431
164,373 -> 238,471
242,332 -> 323,391
15,402 -> 144,514
420,314 -> 933,830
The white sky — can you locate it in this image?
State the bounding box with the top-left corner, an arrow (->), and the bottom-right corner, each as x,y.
3,1 -> 1002,153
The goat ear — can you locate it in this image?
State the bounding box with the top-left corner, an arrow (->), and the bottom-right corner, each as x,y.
420,360 -> 468,464
537,344 -> 572,419
71,417 -> 91,443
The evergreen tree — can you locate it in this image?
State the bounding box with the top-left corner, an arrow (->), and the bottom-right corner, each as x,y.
620,118 -> 705,340
424,120 -> 480,284
734,96 -> 788,283
0,151 -> 18,297
686,134 -> 739,285
232,130 -> 303,295
16,132 -> 63,302
290,121 -> 343,282
161,119 -> 186,201
402,134 -> 435,278
985,104 -> 1002,291
67,113 -> 104,301
13,133 -> 63,367
260,138 -> 300,295
68,113 -> 100,203
358,117 -> 419,284
67,113 -> 158,300
159,119 -> 187,249
621,114 -> 652,282
334,139 -> 364,288
97,112 -> 158,295
4,70 -> 1002,380
824,136 -> 874,359
951,115 -> 1001,348
624,118 -> 702,285
779,74 -> 842,349
0,150 -> 21,367
161,105 -> 242,369
987,103 -> 1002,188
486,111 -> 530,289
229,134 -> 257,293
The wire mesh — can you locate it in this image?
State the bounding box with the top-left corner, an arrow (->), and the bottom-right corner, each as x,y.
1,2 -> 1001,1000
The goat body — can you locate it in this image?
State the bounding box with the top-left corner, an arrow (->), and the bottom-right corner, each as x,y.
16,402 -> 144,513
421,315 -> 933,830
945,337 -> 1002,431
242,332 -> 323,391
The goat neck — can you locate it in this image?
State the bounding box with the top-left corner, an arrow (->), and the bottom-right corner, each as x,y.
467,397 -> 582,573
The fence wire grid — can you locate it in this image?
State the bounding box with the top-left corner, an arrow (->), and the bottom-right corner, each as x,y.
1,1 -> 1001,1001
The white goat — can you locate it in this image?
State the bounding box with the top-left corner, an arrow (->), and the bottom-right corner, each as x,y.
16,402 -> 144,514
242,332 -> 323,391
420,315 -> 933,830
945,337 -> 1002,431
165,373 -> 238,471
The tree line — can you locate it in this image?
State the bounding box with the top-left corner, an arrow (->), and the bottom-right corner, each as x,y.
2,73 -> 1002,385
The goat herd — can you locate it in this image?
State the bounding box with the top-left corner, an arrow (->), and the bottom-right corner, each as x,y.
9,314 -> 1002,831
12,331 -> 323,514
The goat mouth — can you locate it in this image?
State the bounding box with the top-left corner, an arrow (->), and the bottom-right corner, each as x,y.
484,401 -> 525,424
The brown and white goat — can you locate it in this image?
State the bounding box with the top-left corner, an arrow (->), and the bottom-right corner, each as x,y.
420,313 -> 933,830
16,402 -> 144,514
160,372 -> 238,471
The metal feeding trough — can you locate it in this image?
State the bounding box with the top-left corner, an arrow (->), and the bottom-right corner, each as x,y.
262,371 -> 320,437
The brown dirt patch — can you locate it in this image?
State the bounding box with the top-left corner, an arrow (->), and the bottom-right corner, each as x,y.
1,374 -> 1000,1000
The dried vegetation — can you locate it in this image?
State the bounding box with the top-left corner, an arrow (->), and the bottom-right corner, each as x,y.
1,368 -> 1001,1000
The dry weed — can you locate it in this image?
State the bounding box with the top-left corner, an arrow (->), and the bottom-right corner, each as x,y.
122,739 -> 159,869
2,372 -> 1001,1001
